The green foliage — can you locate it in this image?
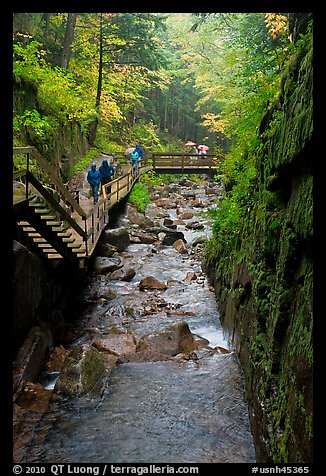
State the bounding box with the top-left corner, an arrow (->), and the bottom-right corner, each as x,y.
208,196 -> 244,253
72,148 -> 100,174
128,181 -> 151,212
127,120 -> 162,150
14,109 -> 57,141
13,40 -> 97,126
93,124 -> 122,154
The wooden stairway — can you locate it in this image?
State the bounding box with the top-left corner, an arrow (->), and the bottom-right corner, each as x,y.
16,197 -> 87,265
13,146 -> 146,269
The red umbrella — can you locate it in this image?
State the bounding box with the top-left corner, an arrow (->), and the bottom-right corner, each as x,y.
197,144 -> 209,151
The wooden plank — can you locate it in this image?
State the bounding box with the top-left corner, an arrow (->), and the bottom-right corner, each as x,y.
46,220 -> 62,226
57,232 -> 72,238
40,215 -> 57,220
62,237 -> 75,243
13,147 -> 33,154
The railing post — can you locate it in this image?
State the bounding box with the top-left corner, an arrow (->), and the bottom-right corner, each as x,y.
26,153 -> 30,200
83,217 -> 88,256
91,212 -> 95,243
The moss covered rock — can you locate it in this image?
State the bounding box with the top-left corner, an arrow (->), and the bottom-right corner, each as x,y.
55,344 -> 106,397
204,29 -> 313,463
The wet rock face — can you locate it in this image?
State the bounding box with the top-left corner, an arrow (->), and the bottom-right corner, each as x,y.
13,325 -> 53,400
13,241 -> 48,356
136,320 -> 197,356
54,344 -> 106,397
102,227 -> 130,251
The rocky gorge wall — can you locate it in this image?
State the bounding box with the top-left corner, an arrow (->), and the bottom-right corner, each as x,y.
204,34 -> 313,462
13,240 -> 84,360
13,77 -> 90,181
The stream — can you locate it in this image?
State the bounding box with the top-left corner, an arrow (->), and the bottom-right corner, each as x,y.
20,176 -> 256,464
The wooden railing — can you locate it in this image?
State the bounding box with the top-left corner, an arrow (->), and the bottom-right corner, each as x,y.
150,152 -> 221,172
13,147 -> 86,217
13,147 -> 220,262
13,147 -> 145,259
83,166 -> 143,254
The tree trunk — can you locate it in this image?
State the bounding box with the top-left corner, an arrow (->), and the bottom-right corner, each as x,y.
95,14 -> 103,109
61,13 -> 77,69
41,13 -> 52,36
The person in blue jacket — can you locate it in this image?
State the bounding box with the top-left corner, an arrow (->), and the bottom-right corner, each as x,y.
135,143 -> 144,162
99,158 -> 115,196
131,149 -> 139,175
87,162 -> 101,204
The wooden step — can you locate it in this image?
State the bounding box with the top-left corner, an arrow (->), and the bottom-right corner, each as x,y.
29,202 -> 47,208
66,242 -> 82,249
46,220 -> 62,226
27,232 -> 42,237
40,247 -> 59,253
72,247 -> 86,254
21,227 -> 37,233
62,237 -> 75,243
34,208 -> 51,214
46,253 -> 63,259
19,221 -> 32,227
40,214 -> 57,220
56,232 -> 72,238
37,243 -> 54,249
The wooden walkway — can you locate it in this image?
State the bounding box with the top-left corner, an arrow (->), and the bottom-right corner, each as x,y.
151,152 -> 221,176
13,147 -> 220,268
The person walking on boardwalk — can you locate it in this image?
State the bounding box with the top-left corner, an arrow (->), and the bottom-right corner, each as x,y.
135,143 -> 144,164
99,158 -> 115,197
87,162 -> 101,204
131,149 -> 140,176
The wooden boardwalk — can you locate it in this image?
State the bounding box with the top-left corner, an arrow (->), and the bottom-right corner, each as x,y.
151,152 -> 221,176
13,147 -> 220,268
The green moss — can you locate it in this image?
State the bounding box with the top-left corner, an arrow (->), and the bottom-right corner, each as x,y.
204,34 -> 313,463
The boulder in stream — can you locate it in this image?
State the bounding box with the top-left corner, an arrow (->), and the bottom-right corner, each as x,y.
93,256 -> 124,274
161,230 -> 186,246
139,276 -> 167,291
136,320 -> 197,356
92,326 -> 137,356
102,227 -> 130,251
54,344 -> 106,397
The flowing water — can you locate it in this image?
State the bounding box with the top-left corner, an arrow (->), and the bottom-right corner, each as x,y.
22,178 -> 256,463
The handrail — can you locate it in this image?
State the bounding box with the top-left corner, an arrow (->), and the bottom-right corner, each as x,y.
78,163 -> 144,256
27,171 -> 86,237
13,146 -> 86,218
151,152 -> 218,157
13,146 -> 219,263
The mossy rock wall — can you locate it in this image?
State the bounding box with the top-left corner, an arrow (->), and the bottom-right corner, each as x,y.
205,37 -> 313,463
13,77 -> 90,181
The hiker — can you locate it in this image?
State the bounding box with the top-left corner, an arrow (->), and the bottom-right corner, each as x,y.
130,149 -> 139,175
87,162 -> 101,204
135,143 -> 144,164
99,158 -> 115,196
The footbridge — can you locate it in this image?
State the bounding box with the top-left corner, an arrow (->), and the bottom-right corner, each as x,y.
151,152 -> 221,177
13,147 -> 221,268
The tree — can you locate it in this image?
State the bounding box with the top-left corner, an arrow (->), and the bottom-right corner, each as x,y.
61,13 -> 77,69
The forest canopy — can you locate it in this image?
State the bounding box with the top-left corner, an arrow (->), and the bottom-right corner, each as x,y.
13,12 -> 301,155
